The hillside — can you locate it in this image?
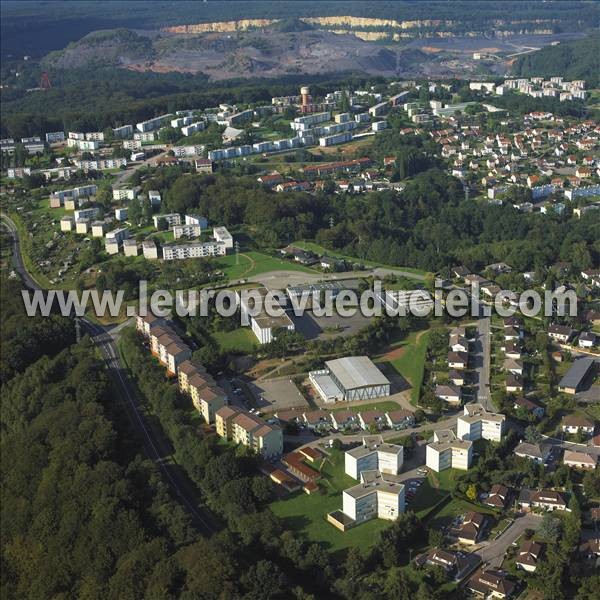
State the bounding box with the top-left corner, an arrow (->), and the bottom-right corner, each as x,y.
42,28 -> 154,69
512,35 -> 600,87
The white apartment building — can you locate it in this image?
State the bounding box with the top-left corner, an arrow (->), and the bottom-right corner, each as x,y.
74,207 -> 99,221
113,188 -> 137,201
185,214 -> 208,228
91,221 -> 107,237
75,219 -> 89,234
237,287 -> 295,344
345,437 -> 403,480
105,238 -> 119,254
161,241 -> 226,260
341,471 -> 405,524
148,190 -> 162,206
123,239 -> 138,257
457,404 -> 505,442
112,124 -> 133,138
142,240 -> 159,260
50,184 -> 97,204
426,430 -> 473,472
213,226 -> 233,249
115,208 -> 128,221
67,138 -> 99,151
136,114 -> 173,133
153,213 -> 181,228
133,131 -> 156,142
45,131 -> 65,143
85,131 -> 104,141
172,144 -> 205,157
173,224 -> 202,239
105,227 -> 130,244
123,139 -> 142,150
60,216 -> 74,231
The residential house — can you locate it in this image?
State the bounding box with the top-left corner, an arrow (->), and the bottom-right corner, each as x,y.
578,331 -> 597,348
514,442 -> 551,464
358,410 -> 385,431
485,484 -> 510,510
385,409 -> 415,429
561,415 -> 595,435
548,324 -> 575,343
448,370 -> 466,386
467,568 -> 516,599
302,410 -> 331,431
457,511 -> 487,545
513,397 -> 545,419
515,540 -> 542,573
448,351 -> 468,370
435,384 -> 462,405
505,373 -> 523,393
518,488 -> 569,512
563,450 -> 597,470
330,410 -> 357,431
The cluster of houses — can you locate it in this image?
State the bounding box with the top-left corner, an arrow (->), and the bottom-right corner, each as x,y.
501,316 -> 525,394
436,325 -> 471,405
276,406 -> 415,435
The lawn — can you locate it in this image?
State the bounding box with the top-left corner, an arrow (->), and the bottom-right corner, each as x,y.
426,496 -> 496,531
384,329 -> 431,405
216,251 -> 317,280
270,449 -> 390,554
408,476 -> 450,519
212,327 -> 258,354
292,241 -> 428,277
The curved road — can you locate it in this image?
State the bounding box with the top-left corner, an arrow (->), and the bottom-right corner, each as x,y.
1,214 -> 217,535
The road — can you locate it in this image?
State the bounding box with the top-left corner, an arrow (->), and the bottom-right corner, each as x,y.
474,304 -> 493,411
476,512 -> 541,567
2,213 -> 217,535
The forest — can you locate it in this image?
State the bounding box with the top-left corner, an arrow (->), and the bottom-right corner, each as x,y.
513,35 -> 600,89
155,168 -> 600,274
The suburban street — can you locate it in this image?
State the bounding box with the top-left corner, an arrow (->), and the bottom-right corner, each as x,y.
475,310 -> 493,411
476,513 -> 542,567
2,214 -> 217,535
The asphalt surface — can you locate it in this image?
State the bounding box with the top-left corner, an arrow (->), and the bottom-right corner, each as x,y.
2,214 -> 217,535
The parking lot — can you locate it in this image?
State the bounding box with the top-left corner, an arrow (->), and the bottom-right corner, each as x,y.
246,376 -> 310,414
291,310 -> 375,340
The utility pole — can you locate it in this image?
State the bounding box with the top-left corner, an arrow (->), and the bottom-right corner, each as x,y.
329,215 -> 335,229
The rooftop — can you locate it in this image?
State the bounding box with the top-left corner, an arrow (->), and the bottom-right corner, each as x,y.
325,356 -> 390,391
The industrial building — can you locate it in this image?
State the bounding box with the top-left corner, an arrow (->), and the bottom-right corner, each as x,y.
558,357 -> 597,394
309,356 -> 391,403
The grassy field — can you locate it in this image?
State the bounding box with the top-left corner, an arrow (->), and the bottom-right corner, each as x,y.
212,327 -> 258,354
384,330 -> 431,405
270,449 -> 389,555
426,496 -> 496,531
293,241 -> 428,277
216,251 -> 317,280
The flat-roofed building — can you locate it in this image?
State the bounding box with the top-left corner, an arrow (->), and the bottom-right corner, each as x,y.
75,219 -> 89,235
162,241 -> 226,260
213,226 -> 233,249
60,216 -> 74,231
310,356 -> 390,403
426,429 -> 473,472
339,470 -> 405,526
123,238 -> 138,256
153,213 -> 181,228
136,313 -> 166,337
91,221 -> 107,238
237,287 -> 295,344
344,436 -> 403,479
173,224 -> 202,239
142,240 -> 159,260
457,403 -> 505,442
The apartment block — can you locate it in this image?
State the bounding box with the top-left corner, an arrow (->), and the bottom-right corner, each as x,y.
457,403 -> 505,442
345,436 -> 403,479
215,406 -> 283,459
426,429 -> 473,472
162,242 -> 226,260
